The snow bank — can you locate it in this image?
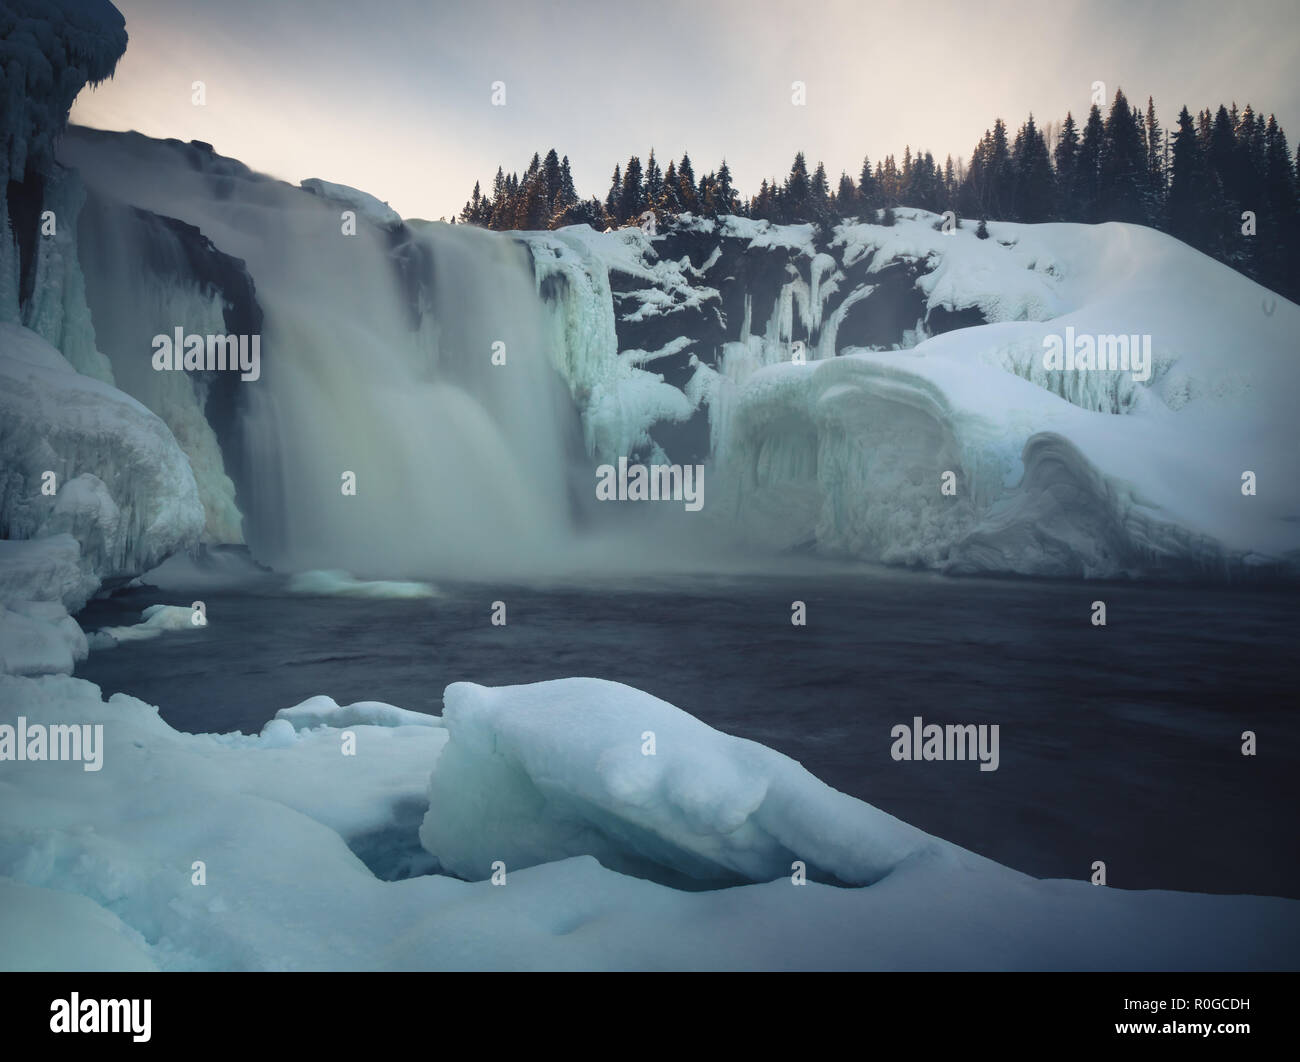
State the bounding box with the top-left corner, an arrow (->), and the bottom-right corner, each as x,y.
88,603 -> 203,648
420,678 -> 930,887
0,536 -> 96,612
275,694 -> 441,731
0,599 -> 87,675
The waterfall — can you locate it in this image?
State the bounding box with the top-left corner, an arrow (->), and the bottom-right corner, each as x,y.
58,129 -> 585,578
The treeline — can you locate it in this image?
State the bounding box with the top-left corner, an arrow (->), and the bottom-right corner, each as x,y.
458,89 -> 1300,300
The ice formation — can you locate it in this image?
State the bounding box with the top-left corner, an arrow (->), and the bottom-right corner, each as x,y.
0,322 -> 204,587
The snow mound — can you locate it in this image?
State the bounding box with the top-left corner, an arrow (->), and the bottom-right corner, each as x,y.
89,603 -> 204,647
419,678 -> 932,887
0,536 -> 96,612
0,599 -> 87,675
276,694 -> 441,731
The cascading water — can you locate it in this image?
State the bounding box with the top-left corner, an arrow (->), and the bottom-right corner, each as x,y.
58,128 -> 587,578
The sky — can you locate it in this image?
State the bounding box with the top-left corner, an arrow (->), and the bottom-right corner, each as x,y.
69,0 -> 1300,221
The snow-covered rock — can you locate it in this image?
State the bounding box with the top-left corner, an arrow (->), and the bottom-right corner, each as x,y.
88,603 -> 204,648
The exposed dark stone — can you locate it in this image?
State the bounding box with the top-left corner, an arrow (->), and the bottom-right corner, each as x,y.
6,171 -> 46,306
927,304 -> 987,335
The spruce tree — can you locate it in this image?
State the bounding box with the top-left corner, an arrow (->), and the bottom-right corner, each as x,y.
714,159 -> 738,215
836,172 -> 857,217
1011,114 -> 1055,222
1099,92 -> 1148,223
1076,105 -> 1105,222
645,150 -> 663,208
859,154 -> 880,212
1144,97 -> 1166,210
556,156 -> 578,211
677,153 -> 698,212
660,159 -> 682,214
605,163 -> 622,224
784,152 -> 810,221
1167,106 -> 1213,250
619,156 -> 645,224
542,149 -> 561,209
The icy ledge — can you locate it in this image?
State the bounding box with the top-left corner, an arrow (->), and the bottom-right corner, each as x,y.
1,673 -> 1297,971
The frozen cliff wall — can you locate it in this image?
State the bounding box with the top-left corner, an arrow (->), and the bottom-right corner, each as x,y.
1,0 -> 125,345
1,4 -> 204,623
520,211 -> 1299,579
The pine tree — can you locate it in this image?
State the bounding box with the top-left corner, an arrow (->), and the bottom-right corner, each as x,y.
836,172 -> 857,217
459,180 -> 483,225
1098,90 -> 1147,223
556,156 -> 578,211
605,163 -> 622,224
1144,97 -> 1166,208
660,159 -> 682,214
542,149 -> 561,209
810,161 -> 831,210
1076,105 -> 1105,222
677,153 -> 698,213
1011,114 -> 1055,222
1167,106 -> 1213,250
645,150 -> 663,208
858,154 -> 880,213
784,151 -> 810,220
714,159 -> 738,215
1260,113 -> 1300,297
619,155 -> 645,224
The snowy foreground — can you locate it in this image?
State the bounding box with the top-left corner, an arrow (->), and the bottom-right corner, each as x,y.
1,672 -> 1296,971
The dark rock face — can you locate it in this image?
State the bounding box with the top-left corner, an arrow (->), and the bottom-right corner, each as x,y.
552,216 -> 989,465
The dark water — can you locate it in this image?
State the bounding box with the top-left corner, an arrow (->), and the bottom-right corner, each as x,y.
75,568 -> 1300,898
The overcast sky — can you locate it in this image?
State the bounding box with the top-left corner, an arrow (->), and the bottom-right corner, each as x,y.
70,0 -> 1300,221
